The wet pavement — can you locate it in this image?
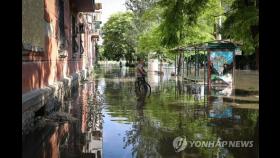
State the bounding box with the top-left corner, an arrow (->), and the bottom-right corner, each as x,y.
22,67 -> 259,158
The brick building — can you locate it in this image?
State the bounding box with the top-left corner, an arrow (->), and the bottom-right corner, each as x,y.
22,0 -> 102,133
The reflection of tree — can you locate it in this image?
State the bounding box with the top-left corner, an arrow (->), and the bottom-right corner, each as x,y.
123,115 -> 162,157
207,94 -> 259,158
101,68 -> 216,157
121,87 -> 215,157
97,67 -> 258,157
177,79 -> 183,95
213,110 -> 258,158
122,95 -> 172,157
123,102 -> 219,158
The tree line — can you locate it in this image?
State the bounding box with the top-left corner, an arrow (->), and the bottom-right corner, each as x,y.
100,0 -> 258,69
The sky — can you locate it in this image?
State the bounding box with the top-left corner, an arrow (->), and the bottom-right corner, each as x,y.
98,0 -> 127,44
100,0 -> 127,26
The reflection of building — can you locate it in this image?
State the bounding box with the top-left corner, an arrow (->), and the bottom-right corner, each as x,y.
81,84 -> 103,158
64,80 -> 104,157
207,95 -> 241,127
82,130 -> 102,157
208,97 -> 233,119
81,107 -> 103,158
184,84 -> 205,100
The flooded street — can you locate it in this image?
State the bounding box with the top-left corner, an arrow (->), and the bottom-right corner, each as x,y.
22,67 -> 259,158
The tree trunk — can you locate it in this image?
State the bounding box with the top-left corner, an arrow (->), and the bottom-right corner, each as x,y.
250,25 -> 259,71
160,60 -> 163,74
177,51 -> 183,76
159,54 -> 163,74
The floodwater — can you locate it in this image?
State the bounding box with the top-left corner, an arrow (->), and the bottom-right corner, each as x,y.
22,66 -> 259,158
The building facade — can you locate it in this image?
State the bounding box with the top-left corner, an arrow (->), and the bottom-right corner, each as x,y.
22,0 -> 102,133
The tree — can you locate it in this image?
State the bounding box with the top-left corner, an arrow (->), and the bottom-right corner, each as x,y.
102,12 -> 137,63
125,0 -> 162,60
125,0 -> 158,16
97,45 -> 105,61
136,5 -> 164,53
158,0 -> 221,75
158,0 -> 212,48
221,0 -> 259,69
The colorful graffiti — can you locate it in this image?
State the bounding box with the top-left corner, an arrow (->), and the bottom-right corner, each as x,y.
210,51 -> 234,84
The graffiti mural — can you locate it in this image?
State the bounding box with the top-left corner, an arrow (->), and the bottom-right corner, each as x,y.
210,51 -> 234,85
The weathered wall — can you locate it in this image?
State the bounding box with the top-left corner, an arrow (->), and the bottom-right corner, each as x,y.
22,0 -> 96,133
22,0 -> 44,50
22,0 -> 91,94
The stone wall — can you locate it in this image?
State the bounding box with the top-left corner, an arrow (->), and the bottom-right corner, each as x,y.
22,72 -> 83,134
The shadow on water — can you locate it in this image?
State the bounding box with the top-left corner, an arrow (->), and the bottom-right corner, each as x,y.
22,67 -> 259,158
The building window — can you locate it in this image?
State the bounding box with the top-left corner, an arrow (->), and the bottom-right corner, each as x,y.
79,24 -> 85,33
72,14 -> 84,58
78,13 -> 85,57
72,15 -> 79,55
78,13 -> 85,33
58,0 -> 66,52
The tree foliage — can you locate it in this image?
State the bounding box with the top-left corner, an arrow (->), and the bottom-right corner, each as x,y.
125,0 -> 158,16
158,0 -> 212,48
221,0 -> 259,54
125,0 -> 159,41
136,5 -> 164,53
102,0 -> 259,62
102,12 -> 137,62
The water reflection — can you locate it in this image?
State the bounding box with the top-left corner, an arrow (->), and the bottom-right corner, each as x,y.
99,68 -> 258,158
22,79 -> 104,158
22,68 -> 258,158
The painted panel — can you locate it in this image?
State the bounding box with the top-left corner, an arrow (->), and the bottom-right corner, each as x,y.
210,51 -> 234,84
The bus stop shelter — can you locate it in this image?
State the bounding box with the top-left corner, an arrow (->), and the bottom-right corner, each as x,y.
173,40 -> 240,89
